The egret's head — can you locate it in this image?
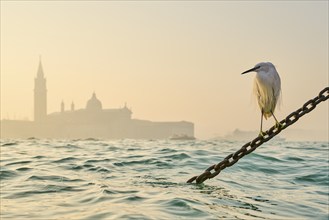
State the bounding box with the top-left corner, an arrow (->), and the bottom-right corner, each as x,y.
241,62 -> 275,75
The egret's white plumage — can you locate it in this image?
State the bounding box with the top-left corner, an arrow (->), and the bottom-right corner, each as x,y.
242,62 -> 281,135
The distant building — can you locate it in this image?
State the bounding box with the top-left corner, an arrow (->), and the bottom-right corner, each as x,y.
1,60 -> 194,139
34,59 -> 47,122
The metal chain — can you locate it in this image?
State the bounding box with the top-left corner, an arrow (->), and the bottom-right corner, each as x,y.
187,87 -> 329,184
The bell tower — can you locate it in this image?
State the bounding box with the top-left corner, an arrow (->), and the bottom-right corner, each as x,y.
34,57 -> 47,121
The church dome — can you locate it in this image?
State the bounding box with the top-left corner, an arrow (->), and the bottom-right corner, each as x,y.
86,93 -> 102,111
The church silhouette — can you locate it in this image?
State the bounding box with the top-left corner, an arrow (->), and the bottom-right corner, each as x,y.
1,59 -> 194,139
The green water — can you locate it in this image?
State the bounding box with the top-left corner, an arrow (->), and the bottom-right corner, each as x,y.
1,139 -> 328,219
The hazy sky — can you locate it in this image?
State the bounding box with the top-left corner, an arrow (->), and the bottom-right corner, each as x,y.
1,1 -> 328,139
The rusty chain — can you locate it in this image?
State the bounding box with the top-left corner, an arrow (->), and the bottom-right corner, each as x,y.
187,87 -> 329,184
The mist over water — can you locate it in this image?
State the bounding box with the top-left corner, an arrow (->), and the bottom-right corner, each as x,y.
1,139 -> 328,219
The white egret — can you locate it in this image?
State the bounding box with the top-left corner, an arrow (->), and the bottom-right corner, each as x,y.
241,62 -> 281,136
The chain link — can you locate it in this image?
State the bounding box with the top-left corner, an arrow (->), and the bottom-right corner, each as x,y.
187,87 -> 329,184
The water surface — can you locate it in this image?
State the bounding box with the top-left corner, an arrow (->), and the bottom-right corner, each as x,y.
1,139 -> 328,219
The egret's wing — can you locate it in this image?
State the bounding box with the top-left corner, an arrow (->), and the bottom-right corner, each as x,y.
273,72 -> 282,109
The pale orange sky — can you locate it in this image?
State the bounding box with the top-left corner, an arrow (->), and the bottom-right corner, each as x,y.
1,1 -> 328,139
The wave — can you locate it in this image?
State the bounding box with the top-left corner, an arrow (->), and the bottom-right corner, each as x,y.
0,139 -> 328,220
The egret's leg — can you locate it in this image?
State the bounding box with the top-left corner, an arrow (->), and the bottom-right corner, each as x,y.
271,111 -> 282,129
259,110 -> 265,137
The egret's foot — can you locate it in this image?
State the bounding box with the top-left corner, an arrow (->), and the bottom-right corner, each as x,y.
258,131 -> 266,138
275,122 -> 283,130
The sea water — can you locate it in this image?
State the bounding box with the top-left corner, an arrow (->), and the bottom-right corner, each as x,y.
0,139 -> 328,219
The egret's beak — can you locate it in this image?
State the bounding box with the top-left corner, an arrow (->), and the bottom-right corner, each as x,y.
241,66 -> 259,75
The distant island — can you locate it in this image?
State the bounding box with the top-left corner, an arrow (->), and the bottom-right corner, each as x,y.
219,129 -> 285,142
1,60 -> 194,139
217,128 -> 327,142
